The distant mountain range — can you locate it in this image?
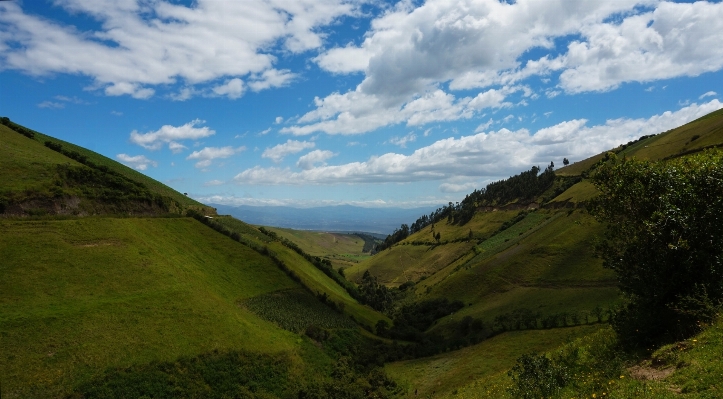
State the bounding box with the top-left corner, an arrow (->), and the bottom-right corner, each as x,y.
209,204 -> 440,235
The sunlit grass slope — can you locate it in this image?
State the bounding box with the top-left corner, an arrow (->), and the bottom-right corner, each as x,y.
0,217 -> 318,398
424,210 -> 617,326
214,216 -> 389,329
346,211 -> 519,285
0,120 -> 211,212
386,324 -> 602,398
264,226 -> 376,270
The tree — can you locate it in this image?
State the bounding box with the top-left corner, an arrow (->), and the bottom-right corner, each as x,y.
359,271 -> 393,312
590,151 -> 723,346
563,157 -> 569,166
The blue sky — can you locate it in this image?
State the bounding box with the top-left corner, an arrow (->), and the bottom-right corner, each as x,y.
2,0 -> 722,208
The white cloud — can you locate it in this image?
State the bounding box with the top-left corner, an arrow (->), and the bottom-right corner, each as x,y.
169,87 -> 197,102
262,139 -> 315,163
204,179 -> 225,186
390,133 -> 417,148
236,100 -> 723,185
186,146 -> 245,168
247,69 -> 296,92
38,101 -> 65,109
130,119 -> 215,150
282,89 -> 483,135
0,0 -> 357,99
212,78 -> 245,99
314,45 -> 371,73
297,150 -> 335,170
559,2 -> 723,93
700,91 -> 717,100
274,116 -> 284,124
439,181 -> 479,193
474,119 -> 493,133
168,141 -> 187,154
291,0 -> 723,136
116,153 -> 158,170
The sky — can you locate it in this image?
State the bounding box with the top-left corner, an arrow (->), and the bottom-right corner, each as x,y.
1,0 -> 722,209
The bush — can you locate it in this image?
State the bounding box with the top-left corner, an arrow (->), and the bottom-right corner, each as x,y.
591,151 -> 723,347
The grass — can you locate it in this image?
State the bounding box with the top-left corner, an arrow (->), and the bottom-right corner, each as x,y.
346,242 -> 476,286
427,211 -> 614,303
548,179 -> 599,205
213,216 -> 390,330
0,217 -> 317,398
263,227 -> 375,271
386,324 -> 603,398
241,288 -> 358,333
0,124 -> 80,193
624,107 -> 723,161
1,120 -> 211,213
471,315 -> 723,398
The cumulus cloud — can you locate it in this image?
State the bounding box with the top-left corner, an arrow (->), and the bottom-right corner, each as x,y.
130,119 -> 215,150
262,139 -> 315,163
0,0 -> 357,99
212,78 -> 244,99
297,150 -> 336,170
247,69 -> 296,92
116,153 -> 158,170
236,100 -> 723,186
282,89 -> 497,135
186,146 -> 246,168
559,1 -> 723,93
289,0 -> 723,136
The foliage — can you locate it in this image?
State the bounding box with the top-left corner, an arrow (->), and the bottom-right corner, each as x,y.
241,289 -> 357,333
69,350 -> 294,399
299,357 -> 400,399
507,352 -> 571,398
1,116 -> 36,139
590,151 -> 723,347
374,224 -> 410,252
383,298 -> 465,341
354,233 -> 380,253
358,271 -> 393,312
373,164 -> 557,253
507,328 -> 627,399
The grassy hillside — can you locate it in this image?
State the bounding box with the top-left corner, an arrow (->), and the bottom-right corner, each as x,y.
387,324 -> 603,398
0,118 -> 213,216
212,216 -> 390,329
0,217 -> 319,397
263,226 -> 378,271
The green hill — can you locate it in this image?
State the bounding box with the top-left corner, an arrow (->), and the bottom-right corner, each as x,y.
0,117 -> 213,216
0,217 -> 307,396
0,120 -> 395,398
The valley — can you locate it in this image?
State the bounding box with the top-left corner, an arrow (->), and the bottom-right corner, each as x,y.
2,109 -> 723,398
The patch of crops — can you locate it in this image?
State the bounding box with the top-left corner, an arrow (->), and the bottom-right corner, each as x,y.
241,289 -> 357,333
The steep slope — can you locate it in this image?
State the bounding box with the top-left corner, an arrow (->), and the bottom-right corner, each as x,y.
0,217 -> 316,397
0,118 -> 213,216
